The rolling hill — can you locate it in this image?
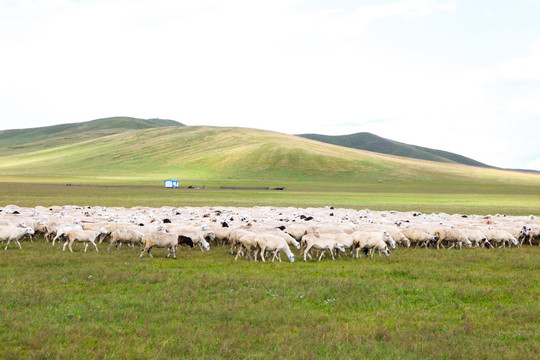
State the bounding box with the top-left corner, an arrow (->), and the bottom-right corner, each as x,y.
0,117 -> 184,156
0,118 -> 539,186
298,132 -> 491,168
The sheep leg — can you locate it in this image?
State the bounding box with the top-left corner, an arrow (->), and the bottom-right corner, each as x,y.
234,244 -> 244,261
259,246 -> 265,262
68,241 -> 74,253
84,242 -> 89,252
92,241 -> 99,252
303,244 -> 313,261
318,249 -> 326,261
4,239 -> 10,250
448,243 -> 455,250
62,240 -> 68,252
172,246 -> 177,259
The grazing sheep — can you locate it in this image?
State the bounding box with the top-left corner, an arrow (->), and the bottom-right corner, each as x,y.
254,234 -> 295,262
250,226 -> 300,250
62,228 -> 107,252
461,228 -> 487,247
165,225 -> 211,251
482,228 -> 519,248
228,228 -> 255,256
381,226 -> 410,248
282,223 -> 310,241
433,228 -> 472,249
519,225 -> 539,246
352,231 -> 393,258
52,224 -> 83,246
301,234 -> 346,261
400,228 -> 436,248
518,225 -> 532,246
140,231 -> 194,259
233,231 -> 260,261
108,228 -> 145,251
0,226 -> 35,250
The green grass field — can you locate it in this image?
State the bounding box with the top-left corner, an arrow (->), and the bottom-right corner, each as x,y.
2,119 -> 540,359
2,181 -> 540,216
1,240 -> 538,359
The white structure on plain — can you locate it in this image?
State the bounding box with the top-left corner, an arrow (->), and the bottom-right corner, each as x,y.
164,179 -> 179,188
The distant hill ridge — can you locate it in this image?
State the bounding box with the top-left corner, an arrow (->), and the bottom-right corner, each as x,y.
298,132 -> 491,168
0,118 -> 539,185
0,117 -> 184,156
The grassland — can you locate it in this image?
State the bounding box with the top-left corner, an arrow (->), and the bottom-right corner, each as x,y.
2,181 -> 540,216
1,240 -> 538,359
1,125 -> 540,186
2,120 -> 540,358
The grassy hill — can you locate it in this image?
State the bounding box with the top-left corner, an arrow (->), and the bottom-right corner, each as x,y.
298,132 -> 491,168
0,117 -> 184,156
0,123 -> 539,186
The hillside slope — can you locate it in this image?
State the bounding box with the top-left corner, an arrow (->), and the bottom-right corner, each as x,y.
1,125 -> 538,185
298,132 -> 491,168
0,117 -> 184,156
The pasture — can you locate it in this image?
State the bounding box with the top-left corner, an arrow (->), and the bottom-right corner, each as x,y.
1,239 -> 539,359
1,176 -> 540,359
2,180 -> 540,215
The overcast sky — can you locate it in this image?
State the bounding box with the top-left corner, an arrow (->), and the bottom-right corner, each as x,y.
1,0 -> 540,170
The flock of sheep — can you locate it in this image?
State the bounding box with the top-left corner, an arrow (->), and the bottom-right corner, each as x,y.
1,204 -> 539,262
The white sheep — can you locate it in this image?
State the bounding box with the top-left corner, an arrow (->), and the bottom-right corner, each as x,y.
0,226 -> 35,250
108,228 -> 145,251
433,227 -> 472,249
62,228 -> 107,252
165,225 -> 211,251
482,228 -> 519,248
400,228 -> 436,248
254,234 -> 295,262
352,230 -> 393,258
301,233 -> 346,261
52,224 -> 83,246
140,231 -> 193,259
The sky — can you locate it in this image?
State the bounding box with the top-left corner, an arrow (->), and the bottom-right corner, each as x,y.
1,0 -> 540,170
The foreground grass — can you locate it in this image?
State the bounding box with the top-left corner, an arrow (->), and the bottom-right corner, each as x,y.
1,241 -> 539,359
2,181 -> 540,215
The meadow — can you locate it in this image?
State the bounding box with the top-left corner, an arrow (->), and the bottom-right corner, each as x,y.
2,180 -> 540,216
2,120 -> 540,359
0,239 -> 538,359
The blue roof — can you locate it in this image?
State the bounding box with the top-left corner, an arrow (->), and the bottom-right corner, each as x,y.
165,179 -> 179,182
